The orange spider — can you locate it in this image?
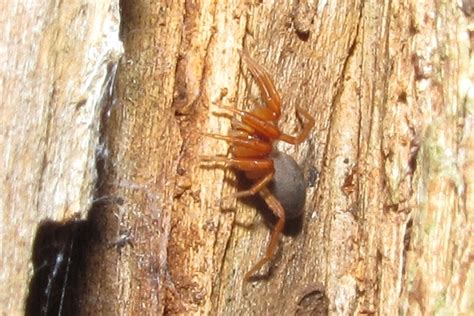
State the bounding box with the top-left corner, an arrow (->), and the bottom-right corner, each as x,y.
201,50 -> 315,280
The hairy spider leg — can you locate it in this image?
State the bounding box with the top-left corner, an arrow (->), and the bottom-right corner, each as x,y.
244,187 -> 286,281
278,105 -> 316,144
240,50 -> 281,120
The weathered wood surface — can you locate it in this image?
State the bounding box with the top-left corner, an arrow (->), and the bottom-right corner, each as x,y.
0,1 -> 122,313
2,0 -> 472,315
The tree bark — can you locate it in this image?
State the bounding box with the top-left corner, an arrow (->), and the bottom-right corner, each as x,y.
2,0 -> 472,315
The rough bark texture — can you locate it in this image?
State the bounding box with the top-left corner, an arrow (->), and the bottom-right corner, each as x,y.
2,0 -> 473,315
0,1 -> 122,313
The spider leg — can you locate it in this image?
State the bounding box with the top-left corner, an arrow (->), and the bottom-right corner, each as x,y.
230,119 -> 255,135
208,108 -> 256,134
200,156 -> 273,171
201,154 -> 275,212
218,171 -> 274,207
240,50 -> 281,119
202,133 -> 272,155
244,187 -> 285,281
278,105 -> 315,144
215,106 -> 281,140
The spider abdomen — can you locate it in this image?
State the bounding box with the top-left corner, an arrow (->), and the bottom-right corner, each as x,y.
268,151 -> 307,219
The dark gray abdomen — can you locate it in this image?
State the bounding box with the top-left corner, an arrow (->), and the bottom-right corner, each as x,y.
268,151 -> 307,219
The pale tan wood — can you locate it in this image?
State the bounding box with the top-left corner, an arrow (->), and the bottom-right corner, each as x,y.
0,1 -> 122,313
